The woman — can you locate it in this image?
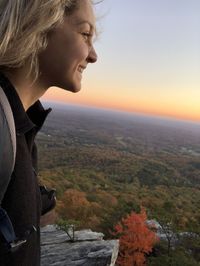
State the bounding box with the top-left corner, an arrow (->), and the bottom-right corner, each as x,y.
0,0 -> 97,265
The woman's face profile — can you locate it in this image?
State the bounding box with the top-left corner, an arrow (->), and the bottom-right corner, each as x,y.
38,0 -> 97,92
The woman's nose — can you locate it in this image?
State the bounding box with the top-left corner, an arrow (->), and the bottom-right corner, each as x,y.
87,46 -> 98,63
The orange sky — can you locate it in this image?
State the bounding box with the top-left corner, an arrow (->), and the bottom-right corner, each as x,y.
42,85 -> 200,122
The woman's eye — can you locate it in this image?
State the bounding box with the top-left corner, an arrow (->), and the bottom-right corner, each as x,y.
82,32 -> 92,41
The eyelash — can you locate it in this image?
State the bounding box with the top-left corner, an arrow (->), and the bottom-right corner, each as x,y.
82,32 -> 92,41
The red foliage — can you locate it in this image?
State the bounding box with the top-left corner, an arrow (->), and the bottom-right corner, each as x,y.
113,208 -> 158,266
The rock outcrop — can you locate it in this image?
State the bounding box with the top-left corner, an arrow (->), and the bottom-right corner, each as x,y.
41,225 -> 119,266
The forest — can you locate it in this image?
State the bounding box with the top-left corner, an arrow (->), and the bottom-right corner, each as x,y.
37,103 -> 200,265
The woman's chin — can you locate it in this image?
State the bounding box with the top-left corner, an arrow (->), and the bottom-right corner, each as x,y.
56,82 -> 81,93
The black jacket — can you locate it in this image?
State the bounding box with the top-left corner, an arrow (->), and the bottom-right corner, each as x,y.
0,73 -> 51,266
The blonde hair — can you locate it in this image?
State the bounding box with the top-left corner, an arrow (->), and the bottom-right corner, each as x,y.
0,0 -> 81,79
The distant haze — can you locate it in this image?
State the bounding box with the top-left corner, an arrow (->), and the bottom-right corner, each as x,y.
42,100 -> 200,132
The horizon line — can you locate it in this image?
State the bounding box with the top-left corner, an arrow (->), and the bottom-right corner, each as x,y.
41,99 -> 200,125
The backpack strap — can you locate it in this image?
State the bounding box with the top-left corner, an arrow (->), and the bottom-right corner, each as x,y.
0,86 -> 16,203
0,86 -> 37,251
0,86 -> 19,250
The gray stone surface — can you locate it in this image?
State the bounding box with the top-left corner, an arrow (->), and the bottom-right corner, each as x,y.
41,225 -> 119,266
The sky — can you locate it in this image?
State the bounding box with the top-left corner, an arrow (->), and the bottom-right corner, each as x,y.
42,0 -> 200,122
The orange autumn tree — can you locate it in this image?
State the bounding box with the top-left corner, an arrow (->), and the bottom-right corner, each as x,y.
57,189 -> 102,230
113,208 -> 158,266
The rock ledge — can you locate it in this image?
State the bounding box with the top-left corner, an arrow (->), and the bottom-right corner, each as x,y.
41,225 -> 119,266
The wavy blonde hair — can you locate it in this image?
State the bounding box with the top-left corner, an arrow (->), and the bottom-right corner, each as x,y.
0,0 -> 83,79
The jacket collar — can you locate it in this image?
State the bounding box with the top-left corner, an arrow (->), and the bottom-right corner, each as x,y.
0,72 -> 51,135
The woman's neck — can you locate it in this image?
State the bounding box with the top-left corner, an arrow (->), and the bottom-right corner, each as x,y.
3,67 -> 47,111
